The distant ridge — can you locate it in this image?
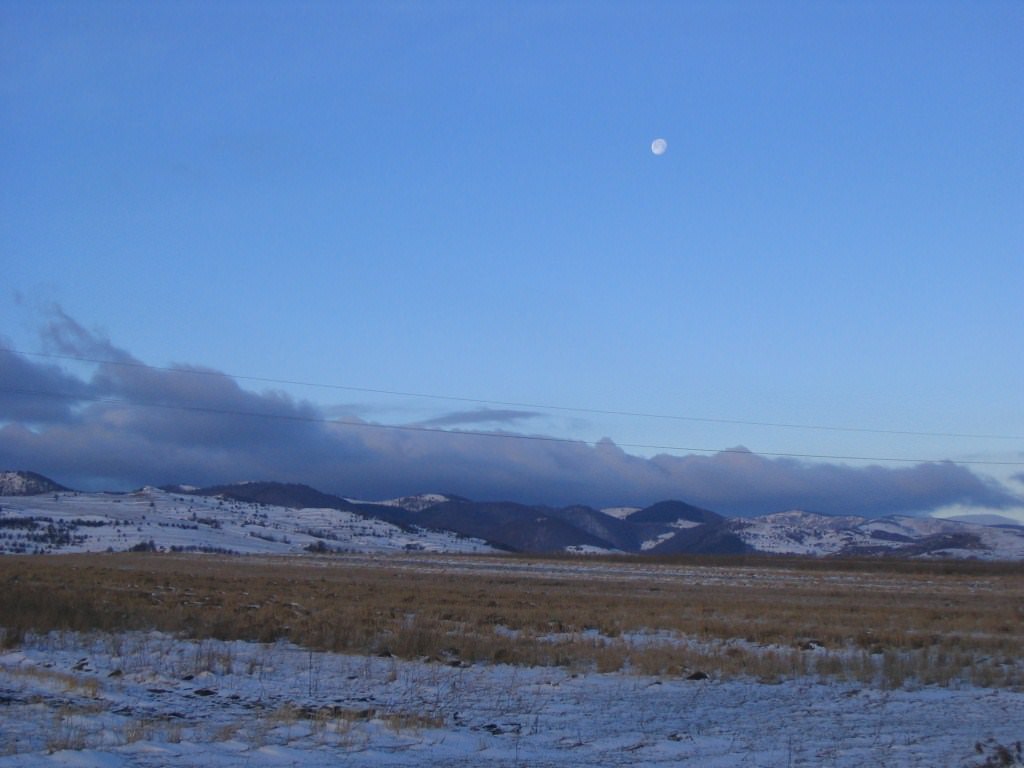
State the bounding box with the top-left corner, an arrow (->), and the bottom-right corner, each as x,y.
2,471 -> 1022,559
185,481 -> 356,512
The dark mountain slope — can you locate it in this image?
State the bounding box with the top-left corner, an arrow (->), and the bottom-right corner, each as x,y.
543,505 -> 643,551
649,523 -> 750,555
414,500 -> 617,553
630,500 -> 725,526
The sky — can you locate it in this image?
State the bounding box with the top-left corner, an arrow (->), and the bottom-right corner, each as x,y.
1,1 -> 1022,518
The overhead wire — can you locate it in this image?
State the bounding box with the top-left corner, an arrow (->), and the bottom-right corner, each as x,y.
2,384 -> 1023,467
4,346 -> 1023,442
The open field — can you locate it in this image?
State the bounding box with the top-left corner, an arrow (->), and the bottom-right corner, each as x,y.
3,553 -> 1023,687
2,553 -> 1023,765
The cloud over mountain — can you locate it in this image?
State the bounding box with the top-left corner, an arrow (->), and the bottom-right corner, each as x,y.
413,408 -> 544,428
1,309 -> 1020,517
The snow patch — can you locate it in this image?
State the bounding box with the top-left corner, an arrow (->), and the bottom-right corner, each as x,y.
601,507 -> 641,520
641,532 -> 676,551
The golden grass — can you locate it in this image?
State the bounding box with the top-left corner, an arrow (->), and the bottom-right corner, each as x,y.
1,552 -> 1022,687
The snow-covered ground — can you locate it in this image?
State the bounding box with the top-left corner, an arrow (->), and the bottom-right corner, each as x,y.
1,630 -> 1020,767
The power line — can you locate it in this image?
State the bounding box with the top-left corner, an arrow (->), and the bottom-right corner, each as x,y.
3,385 -> 1023,467
4,346 -> 1023,442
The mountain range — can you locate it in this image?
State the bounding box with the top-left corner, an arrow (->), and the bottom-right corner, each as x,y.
1,470 -> 1022,559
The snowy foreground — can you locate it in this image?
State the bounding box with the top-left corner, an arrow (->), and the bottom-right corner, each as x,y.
1,631 -> 1020,767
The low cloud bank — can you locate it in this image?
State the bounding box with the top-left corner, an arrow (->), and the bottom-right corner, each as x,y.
1,311 -> 1019,517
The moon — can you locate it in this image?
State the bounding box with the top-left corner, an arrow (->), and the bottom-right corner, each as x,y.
651,138 -> 667,156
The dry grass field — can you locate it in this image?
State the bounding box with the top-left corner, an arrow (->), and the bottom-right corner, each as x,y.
2,552 -> 1022,689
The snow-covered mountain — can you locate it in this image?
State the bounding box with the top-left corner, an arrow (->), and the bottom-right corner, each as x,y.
0,470 -> 68,496
1,471 -> 1022,559
0,476 -> 493,556
727,509 -> 1024,559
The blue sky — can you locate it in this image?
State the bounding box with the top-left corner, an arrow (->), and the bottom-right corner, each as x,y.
2,1 -> 1022,517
